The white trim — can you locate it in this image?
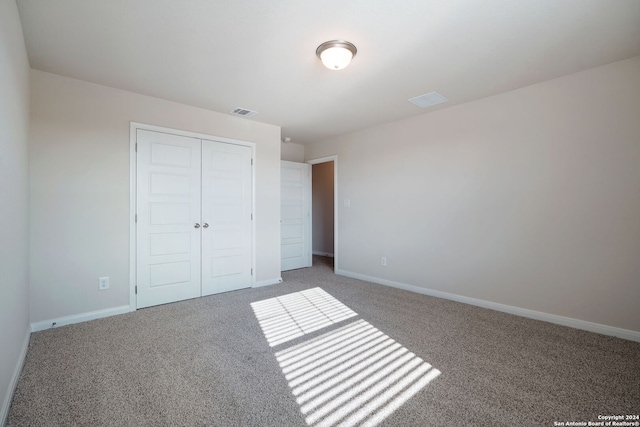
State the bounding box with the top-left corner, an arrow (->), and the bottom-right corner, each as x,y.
130,122 -> 257,148
253,277 -> 283,288
307,155 -> 338,271
306,163 -> 312,268
312,251 -> 334,257
307,155 -> 337,165
129,125 -> 137,311
129,122 -> 257,310
1,328 -> 30,426
251,145 -> 257,289
30,305 -> 133,333
336,269 -> 640,343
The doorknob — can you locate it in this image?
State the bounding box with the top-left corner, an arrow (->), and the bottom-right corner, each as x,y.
203,223 -> 209,228
194,223 -> 200,229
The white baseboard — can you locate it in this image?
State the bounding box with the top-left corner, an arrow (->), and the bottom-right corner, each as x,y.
30,305 -> 133,333
336,269 -> 640,343
1,328 -> 30,426
253,277 -> 283,288
313,251 -> 335,257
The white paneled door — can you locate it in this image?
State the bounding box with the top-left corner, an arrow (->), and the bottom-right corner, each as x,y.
201,140 -> 253,295
281,161 -> 311,271
136,130 -> 202,308
136,129 -> 253,309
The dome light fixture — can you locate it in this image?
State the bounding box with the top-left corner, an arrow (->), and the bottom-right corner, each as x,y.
316,40 -> 357,70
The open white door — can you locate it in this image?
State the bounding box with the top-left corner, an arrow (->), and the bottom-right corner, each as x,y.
136,129 -> 202,308
281,161 -> 312,271
201,140 -> 253,295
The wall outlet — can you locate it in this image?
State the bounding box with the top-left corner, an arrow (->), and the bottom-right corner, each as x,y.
344,199 -> 351,208
99,277 -> 110,291
381,257 -> 387,266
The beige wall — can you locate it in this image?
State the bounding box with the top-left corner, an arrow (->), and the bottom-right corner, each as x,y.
306,56 -> 640,333
29,70 -> 282,323
0,0 -> 31,421
312,162 -> 334,256
281,141 -> 305,162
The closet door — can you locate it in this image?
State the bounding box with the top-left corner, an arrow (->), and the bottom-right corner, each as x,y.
136,130 -> 202,308
201,140 -> 253,295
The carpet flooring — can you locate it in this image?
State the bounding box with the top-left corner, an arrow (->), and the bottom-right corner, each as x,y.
8,256 -> 640,426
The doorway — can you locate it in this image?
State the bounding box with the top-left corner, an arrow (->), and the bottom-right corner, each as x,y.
308,156 -> 338,271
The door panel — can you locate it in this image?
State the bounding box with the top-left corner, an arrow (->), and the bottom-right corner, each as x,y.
201,140 -> 253,295
281,161 -> 311,271
136,130 -> 201,308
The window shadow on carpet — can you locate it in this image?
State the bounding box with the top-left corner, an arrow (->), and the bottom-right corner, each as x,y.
251,288 -> 441,427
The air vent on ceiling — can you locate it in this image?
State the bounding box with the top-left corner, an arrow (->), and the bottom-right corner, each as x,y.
408,92 -> 448,108
230,107 -> 258,118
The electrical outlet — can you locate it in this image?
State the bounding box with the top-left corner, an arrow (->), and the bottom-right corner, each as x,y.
381,257 -> 387,266
344,199 -> 351,208
99,277 -> 110,291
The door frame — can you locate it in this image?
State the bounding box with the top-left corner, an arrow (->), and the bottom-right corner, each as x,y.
129,122 -> 256,311
306,155 -> 338,271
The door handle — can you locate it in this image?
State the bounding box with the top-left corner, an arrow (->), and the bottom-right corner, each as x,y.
194,223 -> 201,229
203,223 -> 209,228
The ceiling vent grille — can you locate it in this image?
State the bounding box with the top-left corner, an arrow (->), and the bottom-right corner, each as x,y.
230,107 -> 258,117
408,92 -> 448,108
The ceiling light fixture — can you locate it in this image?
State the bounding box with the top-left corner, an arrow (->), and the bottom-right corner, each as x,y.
316,40 -> 357,70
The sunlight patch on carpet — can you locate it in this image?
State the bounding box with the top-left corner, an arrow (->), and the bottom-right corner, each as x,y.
252,288 -> 441,427
251,287 -> 357,347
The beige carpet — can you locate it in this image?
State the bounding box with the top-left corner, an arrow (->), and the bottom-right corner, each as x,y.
8,257 -> 640,426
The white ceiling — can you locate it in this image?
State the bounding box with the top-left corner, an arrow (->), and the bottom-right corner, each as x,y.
16,0 -> 640,144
